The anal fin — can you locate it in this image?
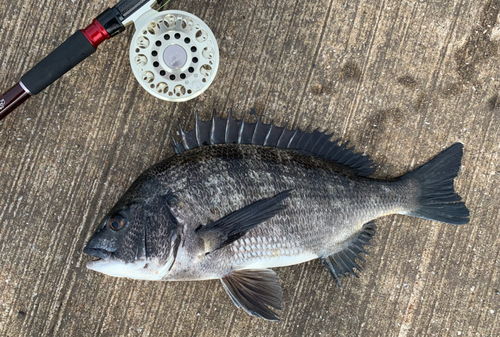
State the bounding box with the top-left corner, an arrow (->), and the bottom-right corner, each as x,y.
321,222 -> 376,289
220,269 -> 283,321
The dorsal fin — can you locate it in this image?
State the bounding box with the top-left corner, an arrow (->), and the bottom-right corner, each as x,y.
172,111 -> 375,176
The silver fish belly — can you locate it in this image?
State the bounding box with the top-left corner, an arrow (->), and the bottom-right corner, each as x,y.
84,113 -> 469,320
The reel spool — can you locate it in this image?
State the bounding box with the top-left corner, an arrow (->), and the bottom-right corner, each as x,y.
129,10 -> 219,102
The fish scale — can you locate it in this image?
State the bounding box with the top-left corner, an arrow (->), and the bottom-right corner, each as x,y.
84,113 -> 469,321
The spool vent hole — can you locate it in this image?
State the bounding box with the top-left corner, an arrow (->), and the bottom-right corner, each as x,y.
137,36 -> 149,49
174,85 -> 186,96
195,30 -> 208,42
200,64 -> 212,77
135,54 -> 147,66
182,18 -> 194,31
157,82 -> 168,93
164,14 -> 176,28
143,71 -> 154,83
202,46 -> 214,59
148,21 -> 160,35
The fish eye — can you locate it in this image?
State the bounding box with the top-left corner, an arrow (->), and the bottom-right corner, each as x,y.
109,214 -> 126,231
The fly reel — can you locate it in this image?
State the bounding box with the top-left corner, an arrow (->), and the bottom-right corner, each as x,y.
129,10 -> 219,102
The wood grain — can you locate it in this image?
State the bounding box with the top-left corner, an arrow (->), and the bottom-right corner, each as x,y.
0,0 -> 499,336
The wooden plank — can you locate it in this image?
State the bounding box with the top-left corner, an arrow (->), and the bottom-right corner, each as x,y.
0,0 -> 498,336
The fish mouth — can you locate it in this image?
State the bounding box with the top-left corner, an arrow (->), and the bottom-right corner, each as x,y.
83,246 -> 114,260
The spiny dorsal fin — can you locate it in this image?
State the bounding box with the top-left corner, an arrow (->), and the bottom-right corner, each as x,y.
221,269 -> 283,321
172,111 -> 375,176
321,222 -> 376,289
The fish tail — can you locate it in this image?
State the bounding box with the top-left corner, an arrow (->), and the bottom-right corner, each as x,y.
401,143 -> 469,225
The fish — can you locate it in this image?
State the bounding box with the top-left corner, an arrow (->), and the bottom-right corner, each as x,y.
83,112 -> 469,321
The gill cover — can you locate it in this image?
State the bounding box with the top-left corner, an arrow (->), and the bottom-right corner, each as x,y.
84,187 -> 182,280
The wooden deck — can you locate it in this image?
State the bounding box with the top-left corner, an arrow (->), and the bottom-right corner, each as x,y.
0,0 -> 499,336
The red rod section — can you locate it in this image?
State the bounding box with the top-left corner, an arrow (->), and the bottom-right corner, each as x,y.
0,84 -> 31,121
81,19 -> 110,48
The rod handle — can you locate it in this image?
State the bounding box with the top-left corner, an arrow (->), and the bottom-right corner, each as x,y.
20,31 -> 97,95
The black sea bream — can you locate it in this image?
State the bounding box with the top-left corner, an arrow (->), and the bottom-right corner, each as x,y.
83,112 -> 469,320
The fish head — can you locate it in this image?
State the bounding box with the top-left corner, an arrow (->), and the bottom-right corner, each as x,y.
83,181 -> 181,280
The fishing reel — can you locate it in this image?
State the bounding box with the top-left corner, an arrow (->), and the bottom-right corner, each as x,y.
0,1 -> 221,120
129,10 -> 219,102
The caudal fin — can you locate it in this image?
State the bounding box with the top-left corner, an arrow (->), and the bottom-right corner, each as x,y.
402,143 -> 469,225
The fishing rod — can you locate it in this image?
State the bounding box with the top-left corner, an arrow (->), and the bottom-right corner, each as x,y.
0,0 -> 158,120
0,0 -> 219,121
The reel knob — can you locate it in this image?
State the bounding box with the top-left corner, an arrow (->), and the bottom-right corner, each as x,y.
129,10 -> 219,102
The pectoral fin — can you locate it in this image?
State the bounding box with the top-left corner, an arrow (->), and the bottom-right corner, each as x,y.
196,190 -> 292,253
220,269 -> 283,321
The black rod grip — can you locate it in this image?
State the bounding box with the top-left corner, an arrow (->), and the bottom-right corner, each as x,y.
20,31 -> 96,95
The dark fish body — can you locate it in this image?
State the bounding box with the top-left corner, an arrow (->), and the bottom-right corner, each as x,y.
84,113 -> 469,320
131,144 -> 408,280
